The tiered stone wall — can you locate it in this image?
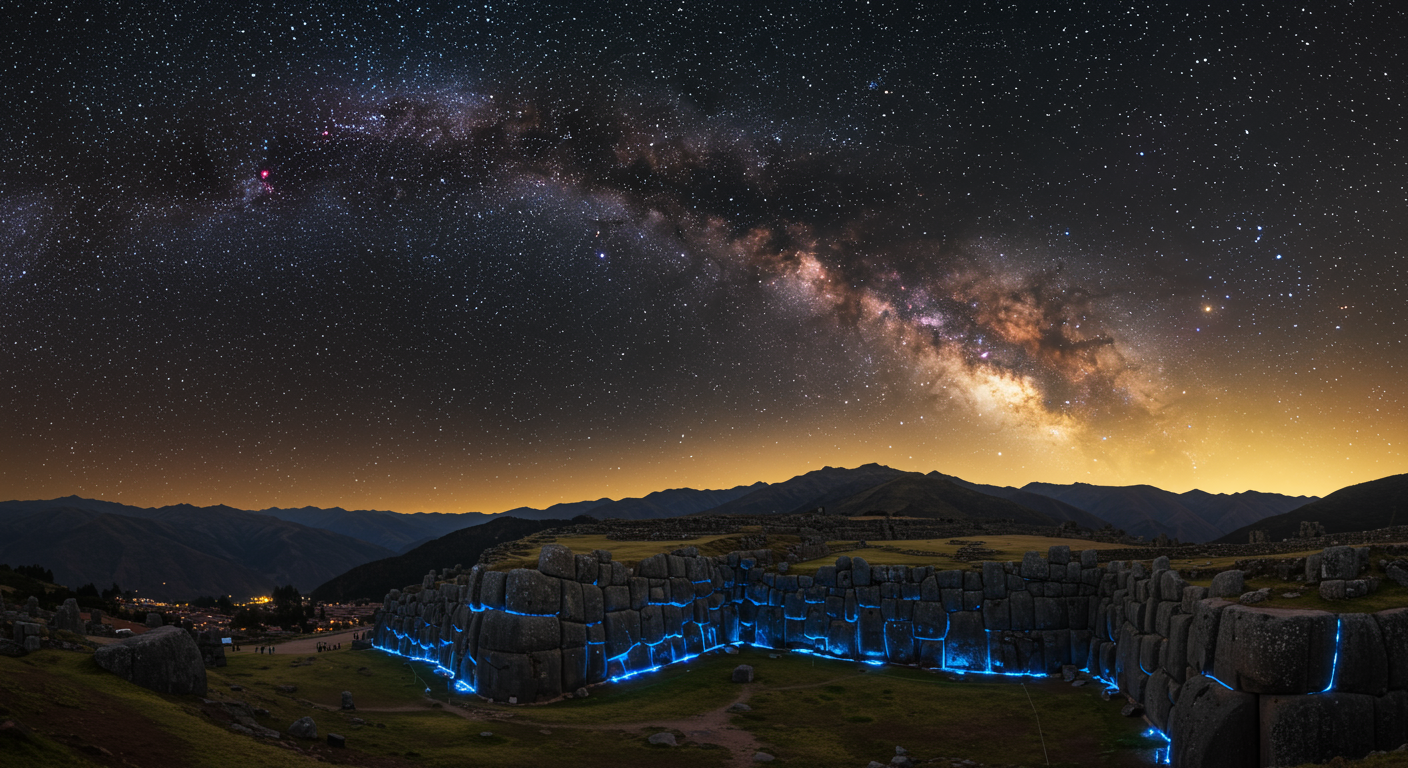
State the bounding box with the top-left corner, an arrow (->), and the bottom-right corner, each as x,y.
373,543 -> 1408,767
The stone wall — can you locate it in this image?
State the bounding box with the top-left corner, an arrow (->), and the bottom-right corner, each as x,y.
372,544 -> 1408,766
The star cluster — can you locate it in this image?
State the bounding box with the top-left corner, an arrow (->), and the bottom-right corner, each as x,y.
2,2 -> 1404,511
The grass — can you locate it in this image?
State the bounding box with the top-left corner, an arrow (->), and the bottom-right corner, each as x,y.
790,535 -> 1132,574
1,641 -> 1160,767
1171,544 -> 1408,613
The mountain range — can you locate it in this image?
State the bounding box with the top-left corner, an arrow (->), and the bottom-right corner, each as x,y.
1,466 -> 1331,600
1215,473 -> 1408,544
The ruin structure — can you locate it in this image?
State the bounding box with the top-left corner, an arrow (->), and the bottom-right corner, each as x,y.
372,542 -> 1407,767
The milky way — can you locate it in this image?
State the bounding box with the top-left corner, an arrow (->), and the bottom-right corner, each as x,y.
2,3 -> 1404,510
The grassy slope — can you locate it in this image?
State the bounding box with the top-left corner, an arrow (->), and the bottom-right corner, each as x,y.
789,535 -> 1133,574
2,641 -> 1161,768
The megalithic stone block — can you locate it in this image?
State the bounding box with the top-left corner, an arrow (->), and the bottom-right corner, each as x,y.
1213,606 -> 1337,694
1187,598 -> 1233,675
1375,690 -> 1408,751
1335,612 -> 1388,696
945,611 -> 986,671
1374,608 -> 1408,691
1168,675 -> 1259,768
1260,692 -> 1375,767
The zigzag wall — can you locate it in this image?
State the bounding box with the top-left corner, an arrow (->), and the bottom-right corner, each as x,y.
373,543 -> 1408,768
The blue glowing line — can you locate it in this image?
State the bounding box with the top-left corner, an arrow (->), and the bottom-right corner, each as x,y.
1322,617 -> 1341,694
1204,673 -> 1234,691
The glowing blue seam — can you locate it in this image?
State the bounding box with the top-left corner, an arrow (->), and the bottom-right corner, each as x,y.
500,609 -> 559,618
1205,673 -> 1234,691
1321,617 -> 1342,693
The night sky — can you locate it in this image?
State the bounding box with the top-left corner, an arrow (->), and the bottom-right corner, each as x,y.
3,2 -> 1404,513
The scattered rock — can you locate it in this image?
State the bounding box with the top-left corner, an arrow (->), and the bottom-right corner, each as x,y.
732,664 -> 754,683
891,757 -> 914,768
1210,570 -> 1245,598
92,625 -> 207,696
1385,563 -> 1408,588
724,646 -> 739,655
575,687 -> 589,698
1061,664 -> 1077,682
229,723 -> 255,736
327,733 -> 346,748
1120,702 -> 1145,717
1238,588 -> 1272,605
768,653 -> 780,659
896,746 -> 908,756
229,685 -> 243,691
728,702 -> 752,713
0,639 -> 27,658
349,717 -> 365,726
754,752 -> 775,762
868,762 -> 888,768
648,731 -> 678,747
288,717 -> 318,740
341,691 -> 355,711
1281,592 -> 1302,599
1071,680 -> 1087,687
480,731 -> 494,738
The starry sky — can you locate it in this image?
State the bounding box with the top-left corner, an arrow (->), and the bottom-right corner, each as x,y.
2,2 -> 1405,513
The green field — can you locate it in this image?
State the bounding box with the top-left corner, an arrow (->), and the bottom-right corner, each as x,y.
2,641 -> 1166,767
791,535 -> 1132,574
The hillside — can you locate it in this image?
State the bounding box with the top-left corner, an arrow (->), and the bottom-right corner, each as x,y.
706,464 -> 910,516
310,515 -> 585,602
1214,473 -> 1408,544
0,506 -> 394,600
824,473 -> 1068,526
1017,482 -> 1315,542
941,475 -> 1108,529
255,506 -> 492,552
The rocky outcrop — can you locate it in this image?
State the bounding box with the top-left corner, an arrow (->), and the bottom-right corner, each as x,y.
93,626 -> 207,696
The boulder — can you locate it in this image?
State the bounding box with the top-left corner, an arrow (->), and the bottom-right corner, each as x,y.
341,691 -> 355,710
52,598 -> 83,635
1209,570 -> 1244,599
648,731 -> 677,746
537,544 -> 577,580
1260,692 -> 1375,767
1375,690 -> 1408,751
144,612 -> 164,629
327,733 -> 346,748
1167,675 -> 1259,768
1321,546 -> 1360,580
93,626 -> 207,696
288,716 -> 318,739
732,664 -> 754,683
1212,606 -> 1336,694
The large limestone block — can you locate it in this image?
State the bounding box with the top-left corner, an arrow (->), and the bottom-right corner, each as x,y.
537,544 -> 576,580
1260,692 -> 1375,767
857,607 -> 886,659
479,571 -> 508,610
1164,614 -> 1193,683
1021,551 -> 1048,580
93,626 -> 207,696
852,557 -> 872,587
1213,606 -> 1336,694
1335,612 -> 1388,696
1009,590 -> 1035,631
912,601 -> 947,641
1209,570 -> 1244,599
1187,599 -> 1233,674
827,619 -> 856,658
945,611 -> 987,671
1375,608 -> 1408,690
604,610 -> 641,658
982,562 -> 1006,599
478,611 -> 561,653
1144,669 -> 1173,731
1375,690 -> 1408,751
885,621 -> 916,664
1321,546 -> 1360,580
637,554 -> 669,579
1167,675 -> 1258,768
560,580 -> 585,622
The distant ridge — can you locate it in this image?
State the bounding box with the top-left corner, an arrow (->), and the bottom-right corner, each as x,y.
0,504 -> 393,600
310,515 -> 587,602
1214,473 -> 1408,544
1017,482 -> 1315,542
